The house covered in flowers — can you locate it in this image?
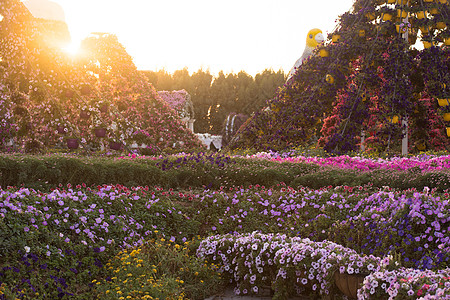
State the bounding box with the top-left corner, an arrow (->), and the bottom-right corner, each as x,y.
157,90 -> 195,132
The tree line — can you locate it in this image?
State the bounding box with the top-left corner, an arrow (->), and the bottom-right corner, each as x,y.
141,68 -> 286,134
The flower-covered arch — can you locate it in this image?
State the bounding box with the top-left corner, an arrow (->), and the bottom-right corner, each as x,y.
229,0 -> 449,154
0,0 -> 204,153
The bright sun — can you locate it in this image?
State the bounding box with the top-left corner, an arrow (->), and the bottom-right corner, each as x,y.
63,41 -> 80,56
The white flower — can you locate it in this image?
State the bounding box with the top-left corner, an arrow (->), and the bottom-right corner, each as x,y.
24,246 -> 30,253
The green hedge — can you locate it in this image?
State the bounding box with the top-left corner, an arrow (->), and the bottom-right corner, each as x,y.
1,154 -> 450,191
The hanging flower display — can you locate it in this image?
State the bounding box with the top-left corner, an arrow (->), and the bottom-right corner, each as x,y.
229,0 -> 449,155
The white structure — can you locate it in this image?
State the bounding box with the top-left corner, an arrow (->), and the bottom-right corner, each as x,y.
195,133 -> 222,150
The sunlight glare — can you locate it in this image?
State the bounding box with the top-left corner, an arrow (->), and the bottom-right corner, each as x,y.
63,41 -> 80,56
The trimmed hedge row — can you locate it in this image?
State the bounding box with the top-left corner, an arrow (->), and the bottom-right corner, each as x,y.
1,154 -> 450,191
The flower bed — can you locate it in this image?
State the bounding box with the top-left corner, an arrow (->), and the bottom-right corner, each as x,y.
242,151 -> 450,172
0,177 -> 449,298
197,232 -> 450,299
360,267 -> 450,299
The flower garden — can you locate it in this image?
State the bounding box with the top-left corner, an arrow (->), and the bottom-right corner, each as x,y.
1,0 -> 450,299
0,151 -> 449,299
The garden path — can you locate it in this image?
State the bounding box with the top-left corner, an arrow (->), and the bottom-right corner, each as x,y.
205,285 -> 314,300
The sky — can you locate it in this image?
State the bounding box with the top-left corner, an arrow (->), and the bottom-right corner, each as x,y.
26,0 -> 356,76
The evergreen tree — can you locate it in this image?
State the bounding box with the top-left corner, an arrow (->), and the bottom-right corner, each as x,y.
172,68 -> 193,91
138,68 -> 286,134
190,69 -> 213,133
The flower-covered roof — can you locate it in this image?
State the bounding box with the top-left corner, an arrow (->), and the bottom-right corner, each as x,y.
157,90 -> 194,120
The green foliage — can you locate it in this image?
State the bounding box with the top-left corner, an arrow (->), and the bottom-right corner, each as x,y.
141,68 -> 285,134
3,153 -> 450,192
94,236 -> 224,300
